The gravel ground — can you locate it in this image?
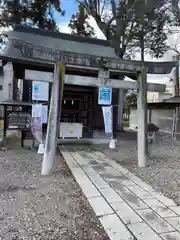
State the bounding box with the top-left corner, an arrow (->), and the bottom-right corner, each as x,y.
101,131 -> 180,206
0,148 -> 109,240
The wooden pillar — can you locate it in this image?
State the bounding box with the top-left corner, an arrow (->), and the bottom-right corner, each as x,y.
117,89 -> 124,131
112,89 -> 118,137
137,70 -> 148,167
22,79 -> 32,113
12,64 -> 18,101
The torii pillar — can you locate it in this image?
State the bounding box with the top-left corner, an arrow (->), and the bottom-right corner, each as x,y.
137,70 -> 148,167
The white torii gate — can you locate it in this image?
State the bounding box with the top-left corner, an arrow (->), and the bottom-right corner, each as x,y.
1,35 -> 176,175
25,70 -> 165,92
25,64 -> 166,175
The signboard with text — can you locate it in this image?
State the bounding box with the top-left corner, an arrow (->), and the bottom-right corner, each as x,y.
12,39 -> 176,74
32,81 -> 49,101
98,87 -> 112,105
7,111 -> 31,130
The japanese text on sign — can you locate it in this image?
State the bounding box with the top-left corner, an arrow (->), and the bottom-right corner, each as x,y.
98,87 -> 112,105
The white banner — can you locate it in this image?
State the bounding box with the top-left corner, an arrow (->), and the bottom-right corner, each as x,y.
31,104 -> 45,154
31,104 -> 43,143
102,106 -> 112,135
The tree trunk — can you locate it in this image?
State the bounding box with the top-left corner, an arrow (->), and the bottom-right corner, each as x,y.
140,29 -> 145,62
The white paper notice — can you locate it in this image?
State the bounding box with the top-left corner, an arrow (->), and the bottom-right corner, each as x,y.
32,104 -> 42,118
41,105 -> 48,124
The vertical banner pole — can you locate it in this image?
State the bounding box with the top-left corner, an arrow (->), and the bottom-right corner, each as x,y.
41,62 -> 61,175
109,105 -> 115,149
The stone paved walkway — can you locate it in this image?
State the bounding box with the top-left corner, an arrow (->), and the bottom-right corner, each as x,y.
61,150 -> 180,240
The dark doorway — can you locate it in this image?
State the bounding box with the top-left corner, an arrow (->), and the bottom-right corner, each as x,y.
61,97 -> 80,123
61,85 -> 94,138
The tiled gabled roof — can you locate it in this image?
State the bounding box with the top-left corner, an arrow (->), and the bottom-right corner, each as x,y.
9,25 -> 118,59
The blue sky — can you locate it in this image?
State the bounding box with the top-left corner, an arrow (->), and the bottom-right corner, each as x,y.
53,0 -> 106,37
54,0 -> 78,26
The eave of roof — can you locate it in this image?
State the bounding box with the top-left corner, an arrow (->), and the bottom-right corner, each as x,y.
0,100 -> 32,106
0,25 -> 176,78
163,96 -> 180,103
129,101 -> 180,109
13,25 -> 111,47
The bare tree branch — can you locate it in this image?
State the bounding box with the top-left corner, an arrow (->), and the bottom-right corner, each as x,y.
110,0 -> 116,17
100,0 -> 107,17
75,0 -> 175,59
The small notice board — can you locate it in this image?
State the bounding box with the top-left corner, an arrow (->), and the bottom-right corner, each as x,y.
7,111 -> 31,130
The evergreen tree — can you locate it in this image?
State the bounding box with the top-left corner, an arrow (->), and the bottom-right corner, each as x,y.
0,0 -> 64,34
0,0 -> 65,47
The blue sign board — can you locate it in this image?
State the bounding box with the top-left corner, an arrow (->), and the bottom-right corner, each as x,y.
98,87 -> 112,105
